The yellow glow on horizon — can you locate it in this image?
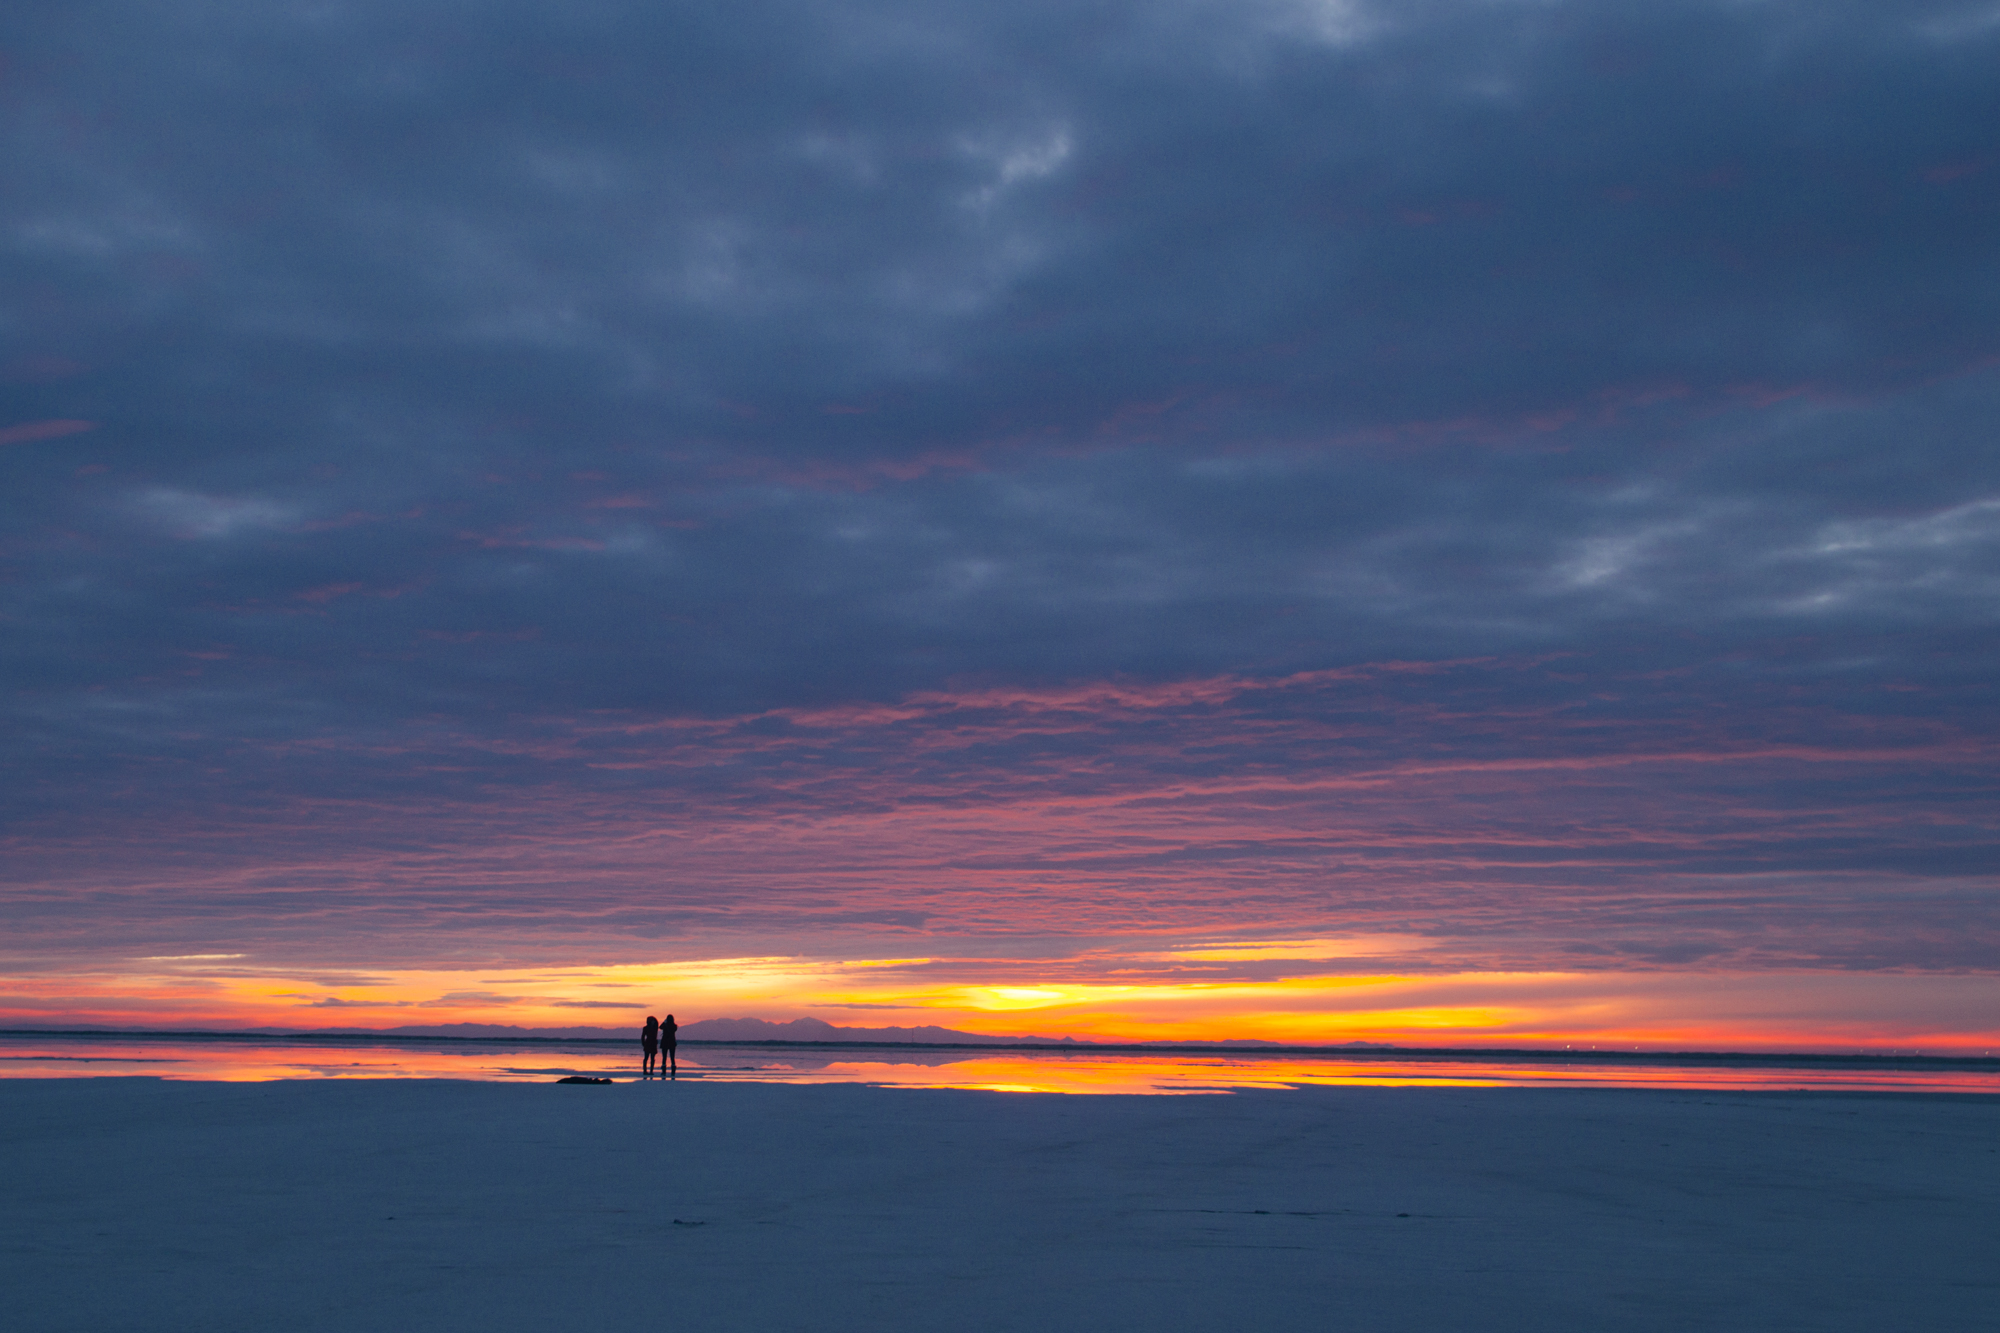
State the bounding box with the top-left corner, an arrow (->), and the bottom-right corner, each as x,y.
974,986 -> 1095,1008
3,946 -> 1998,1053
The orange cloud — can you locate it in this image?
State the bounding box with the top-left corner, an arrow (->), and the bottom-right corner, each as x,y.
6,945 -> 1996,1054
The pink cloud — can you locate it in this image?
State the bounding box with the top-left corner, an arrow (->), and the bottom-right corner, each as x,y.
1923,158 -> 1987,184
293,583 -> 364,604
0,419 -> 97,446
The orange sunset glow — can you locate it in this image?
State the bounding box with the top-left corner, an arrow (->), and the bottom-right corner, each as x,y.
9,940 -> 1997,1053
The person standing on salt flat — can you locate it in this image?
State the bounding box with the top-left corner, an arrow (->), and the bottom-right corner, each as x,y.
640,1016 -> 660,1077
660,1013 -> 678,1079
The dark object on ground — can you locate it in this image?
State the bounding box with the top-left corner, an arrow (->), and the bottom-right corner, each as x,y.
555,1076 -> 612,1084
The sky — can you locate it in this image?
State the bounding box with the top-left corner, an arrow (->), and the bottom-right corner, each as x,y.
3,0 -> 1998,1050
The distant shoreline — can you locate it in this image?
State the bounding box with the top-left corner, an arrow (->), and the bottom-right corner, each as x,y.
3,1028 -> 1995,1070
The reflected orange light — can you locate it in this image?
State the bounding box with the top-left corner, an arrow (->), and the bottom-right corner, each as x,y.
5,1036 -> 1998,1096
791,1055 -> 1507,1094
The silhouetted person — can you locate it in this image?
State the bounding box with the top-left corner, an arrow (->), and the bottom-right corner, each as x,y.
641,1015 -> 660,1076
661,1013 -> 678,1078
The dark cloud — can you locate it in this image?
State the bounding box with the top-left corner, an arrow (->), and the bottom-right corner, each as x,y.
2,1 -> 1995,973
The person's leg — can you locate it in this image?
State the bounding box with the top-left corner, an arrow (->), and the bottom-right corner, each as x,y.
668,1043 -> 677,1077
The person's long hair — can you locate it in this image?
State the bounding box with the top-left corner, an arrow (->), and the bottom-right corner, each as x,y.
644,1015 -> 658,1032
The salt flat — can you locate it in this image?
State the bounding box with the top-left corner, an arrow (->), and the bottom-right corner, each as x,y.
4,1078 -> 1994,1332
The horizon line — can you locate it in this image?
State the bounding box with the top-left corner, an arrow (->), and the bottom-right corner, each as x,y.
5,1027 -> 1996,1068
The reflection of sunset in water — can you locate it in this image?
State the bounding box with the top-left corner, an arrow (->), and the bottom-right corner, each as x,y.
724,1053 -> 2000,1095
4,1034 -> 1998,1095
751,1055 -> 1505,1093
0,1039 -> 611,1084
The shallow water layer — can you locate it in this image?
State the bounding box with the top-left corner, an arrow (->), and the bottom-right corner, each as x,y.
3,1032 -> 1996,1093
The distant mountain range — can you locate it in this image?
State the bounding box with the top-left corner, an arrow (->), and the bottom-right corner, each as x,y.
8,1018 -> 1389,1048
309,1018 -> 1387,1047
348,1016 -> 1392,1048
676,1016 -> 1083,1044
325,1017 -> 1088,1044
